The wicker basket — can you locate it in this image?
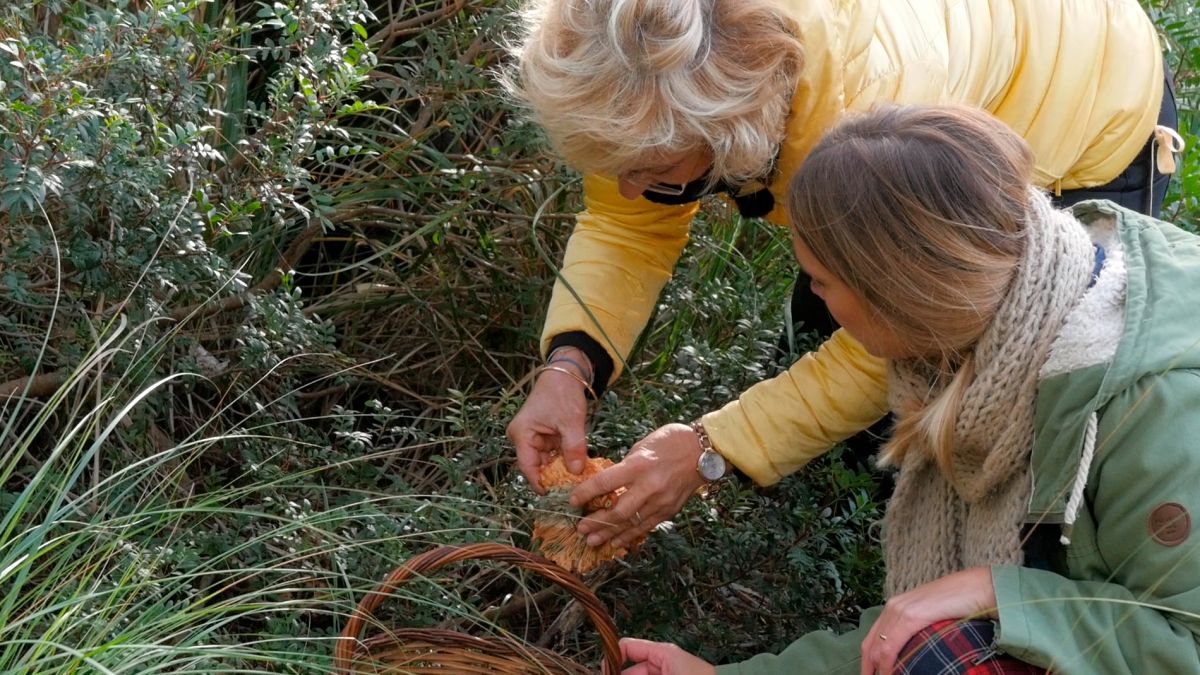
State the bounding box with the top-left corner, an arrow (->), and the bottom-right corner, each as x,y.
335,543 -> 622,674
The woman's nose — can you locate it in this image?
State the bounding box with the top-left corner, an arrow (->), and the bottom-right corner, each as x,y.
617,176 -> 648,200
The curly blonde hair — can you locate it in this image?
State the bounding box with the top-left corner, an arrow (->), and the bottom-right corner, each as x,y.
503,0 -> 803,183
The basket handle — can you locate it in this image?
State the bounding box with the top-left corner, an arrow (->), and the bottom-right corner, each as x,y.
335,542 -> 622,674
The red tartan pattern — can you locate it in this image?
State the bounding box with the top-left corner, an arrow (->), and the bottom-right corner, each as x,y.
893,619 -> 1050,675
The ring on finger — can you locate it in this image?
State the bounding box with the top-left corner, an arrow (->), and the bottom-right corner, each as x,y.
631,510 -> 643,526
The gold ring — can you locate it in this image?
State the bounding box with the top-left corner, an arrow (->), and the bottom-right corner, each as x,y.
878,634 -> 888,641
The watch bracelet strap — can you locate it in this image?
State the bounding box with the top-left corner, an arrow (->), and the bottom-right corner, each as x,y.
689,419 -> 728,497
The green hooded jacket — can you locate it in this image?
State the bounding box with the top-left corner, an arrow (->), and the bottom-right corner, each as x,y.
718,201 -> 1200,674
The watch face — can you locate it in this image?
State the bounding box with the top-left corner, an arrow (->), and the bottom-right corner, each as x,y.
699,450 -> 727,482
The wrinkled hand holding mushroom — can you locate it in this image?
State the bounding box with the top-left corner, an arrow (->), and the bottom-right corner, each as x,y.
531,456 -> 646,573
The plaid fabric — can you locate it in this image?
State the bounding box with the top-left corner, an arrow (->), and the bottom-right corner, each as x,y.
893,619 -> 1050,675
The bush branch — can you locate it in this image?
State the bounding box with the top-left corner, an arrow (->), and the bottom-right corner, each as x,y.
0,370 -> 69,399
170,221 -> 323,322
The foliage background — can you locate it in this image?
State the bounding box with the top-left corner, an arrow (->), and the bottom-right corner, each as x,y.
0,0 -> 1195,671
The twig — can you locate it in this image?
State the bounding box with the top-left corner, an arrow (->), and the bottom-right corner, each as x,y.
481,585 -> 563,623
0,370 -> 69,399
373,0 -> 469,53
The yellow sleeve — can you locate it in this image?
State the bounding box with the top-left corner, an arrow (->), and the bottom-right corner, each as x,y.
540,174 -> 699,383
701,329 -> 890,486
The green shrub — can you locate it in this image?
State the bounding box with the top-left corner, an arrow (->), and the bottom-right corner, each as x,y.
0,0 -> 378,447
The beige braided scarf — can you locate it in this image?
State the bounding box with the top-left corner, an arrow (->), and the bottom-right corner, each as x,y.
882,188 -> 1095,598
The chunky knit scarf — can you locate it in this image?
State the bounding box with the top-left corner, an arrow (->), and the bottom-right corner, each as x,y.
882,189 -> 1095,597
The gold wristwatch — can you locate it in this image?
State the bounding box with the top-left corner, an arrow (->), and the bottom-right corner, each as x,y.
690,420 -> 729,487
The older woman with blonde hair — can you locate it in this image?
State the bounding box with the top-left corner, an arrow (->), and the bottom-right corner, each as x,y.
616,103 -> 1200,674
504,0 -> 1181,551
509,0 -> 801,197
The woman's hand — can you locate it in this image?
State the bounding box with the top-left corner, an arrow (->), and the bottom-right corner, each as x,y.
860,567 -> 997,675
608,637 -> 717,675
569,423 -> 708,548
506,361 -> 590,494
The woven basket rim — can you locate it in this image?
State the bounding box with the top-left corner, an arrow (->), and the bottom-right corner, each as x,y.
334,542 -> 621,674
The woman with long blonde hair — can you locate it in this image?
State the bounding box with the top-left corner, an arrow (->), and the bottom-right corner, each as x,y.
616,105 -> 1200,674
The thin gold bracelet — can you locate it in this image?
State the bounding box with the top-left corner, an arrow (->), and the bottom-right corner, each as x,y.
537,364 -> 598,400
546,354 -> 592,382
547,346 -> 594,381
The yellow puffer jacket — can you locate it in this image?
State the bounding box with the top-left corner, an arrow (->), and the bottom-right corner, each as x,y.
540,0 -> 1163,485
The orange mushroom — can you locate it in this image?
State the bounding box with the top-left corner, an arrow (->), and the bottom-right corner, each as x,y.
531,456 -> 646,574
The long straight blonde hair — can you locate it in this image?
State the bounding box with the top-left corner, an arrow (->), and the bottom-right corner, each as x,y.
786,105 -> 1035,470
